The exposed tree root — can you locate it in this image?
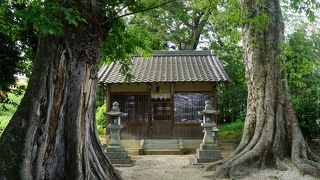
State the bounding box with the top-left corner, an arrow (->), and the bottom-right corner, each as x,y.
213,0 -> 320,178
215,132 -> 320,178
214,87 -> 320,178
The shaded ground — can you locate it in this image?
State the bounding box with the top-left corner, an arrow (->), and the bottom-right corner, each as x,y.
116,140 -> 318,180
116,155 -> 317,180
117,155 -> 211,180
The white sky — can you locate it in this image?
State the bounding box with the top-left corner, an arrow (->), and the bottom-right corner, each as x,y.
283,6 -> 320,36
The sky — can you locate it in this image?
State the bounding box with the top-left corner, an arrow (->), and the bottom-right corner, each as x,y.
283,6 -> 320,36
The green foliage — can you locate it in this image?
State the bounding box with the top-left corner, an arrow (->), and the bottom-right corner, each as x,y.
212,41 -> 247,123
96,104 -> 107,135
285,27 -> 320,138
219,118 -> 244,132
1,85 -> 26,112
10,1 -> 86,36
218,118 -> 244,140
102,18 -> 156,81
0,32 -> 23,94
288,0 -> 320,21
205,0 -> 242,44
0,1 -> 35,107
0,92 -> 24,136
129,0 -> 214,50
248,12 -> 270,32
96,85 -> 104,108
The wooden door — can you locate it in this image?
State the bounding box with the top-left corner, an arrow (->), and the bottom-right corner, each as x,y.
152,101 -> 172,138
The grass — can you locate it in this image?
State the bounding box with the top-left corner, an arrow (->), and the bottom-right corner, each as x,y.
0,93 -> 23,135
218,119 -> 244,141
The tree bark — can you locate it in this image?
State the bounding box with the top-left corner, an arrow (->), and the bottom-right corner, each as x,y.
0,10 -> 120,180
215,0 -> 320,178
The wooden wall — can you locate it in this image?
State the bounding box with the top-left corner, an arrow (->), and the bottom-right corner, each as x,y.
172,124 -> 203,138
121,124 -> 149,139
107,82 -> 216,139
121,124 -> 203,139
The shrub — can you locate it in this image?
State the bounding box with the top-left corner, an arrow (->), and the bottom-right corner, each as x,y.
0,92 -> 24,135
96,103 -> 107,135
219,118 -> 244,132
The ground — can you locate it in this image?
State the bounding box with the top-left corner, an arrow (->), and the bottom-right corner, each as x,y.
116,141 -> 319,180
117,155 -> 318,180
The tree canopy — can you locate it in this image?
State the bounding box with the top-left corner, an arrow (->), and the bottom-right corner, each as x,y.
0,0 -> 319,179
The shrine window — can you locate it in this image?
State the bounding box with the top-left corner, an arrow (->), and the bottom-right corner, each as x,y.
110,94 -> 149,123
174,93 -> 213,123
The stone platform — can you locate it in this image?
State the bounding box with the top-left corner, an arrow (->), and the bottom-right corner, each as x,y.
195,148 -> 222,163
106,146 -> 132,165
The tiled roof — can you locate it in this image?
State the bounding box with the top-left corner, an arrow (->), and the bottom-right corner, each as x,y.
98,50 -> 230,84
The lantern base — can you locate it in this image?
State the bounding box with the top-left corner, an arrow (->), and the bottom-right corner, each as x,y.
106,124 -> 132,165
106,146 -> 132,165
195,147 -> 222,163
195,142 -> 222,163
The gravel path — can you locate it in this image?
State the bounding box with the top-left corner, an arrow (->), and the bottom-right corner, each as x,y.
116,155 -> 211,180
116,155 -> 318,180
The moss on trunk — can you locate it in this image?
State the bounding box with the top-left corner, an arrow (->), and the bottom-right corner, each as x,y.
214,0 -> 320,178
0,6 -> 120,180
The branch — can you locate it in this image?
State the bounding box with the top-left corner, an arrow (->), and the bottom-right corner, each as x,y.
116,0 -> 176,19
114,1 -> 138,16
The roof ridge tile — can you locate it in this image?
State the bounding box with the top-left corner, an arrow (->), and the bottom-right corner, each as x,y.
97,51 -> 229,84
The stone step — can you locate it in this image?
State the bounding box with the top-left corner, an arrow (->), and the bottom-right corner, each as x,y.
138,139 -> 184,155
109,158 -> 132,165
142,150 -> 181,155
126,148 -> 140,155
144,139 -> 179,144
143,144 -> 179,150
106,151 -> 128,159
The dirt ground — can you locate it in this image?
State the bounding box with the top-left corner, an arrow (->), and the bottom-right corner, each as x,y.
116,155 -> 318,180
116,141 -> 319,180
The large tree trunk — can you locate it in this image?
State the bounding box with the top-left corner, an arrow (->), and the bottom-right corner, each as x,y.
215,0 -> 320,178
0,12 -> 120,180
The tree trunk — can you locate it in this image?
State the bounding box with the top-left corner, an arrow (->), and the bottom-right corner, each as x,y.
181,12 -> 208,50
215,0 -> 320,178
0,17 -> 120,180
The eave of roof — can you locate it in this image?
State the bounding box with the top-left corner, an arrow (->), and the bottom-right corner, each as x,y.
98,50 -> 230,84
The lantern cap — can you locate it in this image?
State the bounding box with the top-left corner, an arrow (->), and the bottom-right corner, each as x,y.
105,102 -> 128,117
198,100 -> 219,115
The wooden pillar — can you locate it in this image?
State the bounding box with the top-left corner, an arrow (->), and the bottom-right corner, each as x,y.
212,84 -> 218,125
148,83 -> 152,138
105,84 -> 110,136
101,85 -> 104,105
170,83 -> 175,138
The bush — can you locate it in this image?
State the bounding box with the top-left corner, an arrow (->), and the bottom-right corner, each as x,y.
218,118 -> 244,140
96,103 -> 107,135
285,28 -> 320,138
0,92 -> 24,135
219,118 -> 244,132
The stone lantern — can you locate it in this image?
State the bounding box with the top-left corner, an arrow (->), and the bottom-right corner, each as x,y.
195,100 -> 222,163
105,102 -> 132,165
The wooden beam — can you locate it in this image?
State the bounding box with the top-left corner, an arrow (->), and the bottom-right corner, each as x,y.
105,84 -> 111,136
212,84 -> 218,125
148,83 -> 152,138
101,85 -> 104,105
170,83 -> 174,137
